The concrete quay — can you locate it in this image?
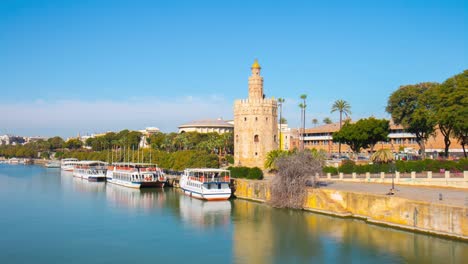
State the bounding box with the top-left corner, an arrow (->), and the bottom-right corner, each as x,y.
233,178 -> 468,241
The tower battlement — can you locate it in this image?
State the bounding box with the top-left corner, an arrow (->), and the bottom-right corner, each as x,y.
233,60 -> 278,168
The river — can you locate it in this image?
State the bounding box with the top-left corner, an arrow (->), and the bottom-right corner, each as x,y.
0,164 -> 466,263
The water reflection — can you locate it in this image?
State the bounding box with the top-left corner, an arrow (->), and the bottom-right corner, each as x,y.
232,199 -> 468,264
105,184 -> 166,211
71,177 -> 106,193
179,193 -> 231,229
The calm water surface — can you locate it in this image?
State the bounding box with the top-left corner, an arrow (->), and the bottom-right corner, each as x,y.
0,164 -> 466,264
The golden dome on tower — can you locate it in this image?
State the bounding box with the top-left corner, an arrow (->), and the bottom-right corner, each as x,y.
251,59 -> 261,69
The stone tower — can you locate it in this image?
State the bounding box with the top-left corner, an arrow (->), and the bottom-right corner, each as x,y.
234,59 -> 278,168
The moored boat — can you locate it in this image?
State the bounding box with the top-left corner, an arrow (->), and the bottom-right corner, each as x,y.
61,158 -> 79,172
45,161 -> 61,168
73,161 -> 108,182
106,163 -> 166,189
180,168 -> 232,201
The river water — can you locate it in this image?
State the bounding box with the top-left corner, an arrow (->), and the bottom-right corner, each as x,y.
0,164 -> 466,264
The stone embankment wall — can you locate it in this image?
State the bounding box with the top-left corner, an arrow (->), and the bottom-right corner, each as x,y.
233,179 -> 468,241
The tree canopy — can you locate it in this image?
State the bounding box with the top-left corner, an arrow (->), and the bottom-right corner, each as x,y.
332,118 -> 389,154
386,82 -> 437,158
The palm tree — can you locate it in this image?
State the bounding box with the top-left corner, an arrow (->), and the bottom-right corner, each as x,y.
312,118 -> 318,127
300,94 -> 307,150
371,149 -> 394,164
278,98 -> 285,150
331,99 -> 352,155
323,117 -> 332,124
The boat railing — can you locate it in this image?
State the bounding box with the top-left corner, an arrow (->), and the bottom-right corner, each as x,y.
187,176 -> 230,183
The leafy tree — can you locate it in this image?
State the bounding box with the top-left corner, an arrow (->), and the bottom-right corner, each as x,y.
332,118 -> 388,155
323,117 -> 333,124
279,117 -> 288,124
64,138 -> 83,150
386,83 -> 437,159
147,132 -> 166,150
331,99 -> 352,155
359,117 -> 390,152
47,136 -> 64,150
431,70 -> 468,157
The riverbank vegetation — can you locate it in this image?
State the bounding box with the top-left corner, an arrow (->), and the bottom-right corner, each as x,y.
0,130 -> 233,170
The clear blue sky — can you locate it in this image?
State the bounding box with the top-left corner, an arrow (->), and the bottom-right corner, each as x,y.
1,0 -> 466,137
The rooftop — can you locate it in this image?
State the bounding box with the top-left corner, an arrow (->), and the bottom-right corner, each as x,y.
178,118 -> 234,128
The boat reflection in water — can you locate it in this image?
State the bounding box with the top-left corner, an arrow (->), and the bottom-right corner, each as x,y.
178,192 -> 231,229
71,177 -> 106,193
105,183 -> 166,212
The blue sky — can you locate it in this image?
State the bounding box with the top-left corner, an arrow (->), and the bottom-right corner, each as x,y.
1,0 -> 466,137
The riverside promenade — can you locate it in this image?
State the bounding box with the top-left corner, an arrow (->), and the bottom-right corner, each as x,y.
320,181 -> 468,207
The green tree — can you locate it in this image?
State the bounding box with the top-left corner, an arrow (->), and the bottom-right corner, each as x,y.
386,83 -> 437,159
312,118 -> 318,127
359,117 -> 390,152
47,136 -> 64,150
332,121 -> 367,154
331,99 -> 352,155
264,149 -> 290,170
431,70 -> 468,157
64,138 -> 83,150
323,117 -> 333,124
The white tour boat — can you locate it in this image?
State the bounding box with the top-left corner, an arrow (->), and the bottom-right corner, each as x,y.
73,161 -> 108,182
61,158 -> 79,172
180,168 -> 232,201
106,163 -> 166,189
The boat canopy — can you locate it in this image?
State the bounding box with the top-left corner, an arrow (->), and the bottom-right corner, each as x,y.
111,162 -> 159,167
76,160 -> 108,166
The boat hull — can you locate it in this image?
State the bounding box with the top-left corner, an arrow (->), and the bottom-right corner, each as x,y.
107,178 -> 165,189
181,188 -> 231,201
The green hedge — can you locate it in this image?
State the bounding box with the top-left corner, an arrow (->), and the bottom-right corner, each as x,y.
323,159 -> 468,174
227,166 -> 264,180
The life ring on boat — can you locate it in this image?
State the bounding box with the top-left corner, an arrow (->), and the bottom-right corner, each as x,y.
200,176 -> 205,182
224,176 -> 229,182
145,176 -> 151,181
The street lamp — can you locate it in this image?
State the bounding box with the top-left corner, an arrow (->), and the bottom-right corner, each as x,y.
278,98 -> 285,151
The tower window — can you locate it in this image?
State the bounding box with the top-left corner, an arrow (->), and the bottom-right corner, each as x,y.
254,135 -> 259,143
266,117 -> 268,121
244,117 -> 247,121
255,117 -> 258,121
274,135 -> 277,142
236,135 -> 239,143
255,152 -> 258,156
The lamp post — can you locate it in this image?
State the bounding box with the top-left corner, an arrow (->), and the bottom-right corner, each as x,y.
389,161 -> 396,195
278,98 -> 285,151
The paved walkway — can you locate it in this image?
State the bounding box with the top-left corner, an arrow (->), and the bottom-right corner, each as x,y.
320,181 -> 468,207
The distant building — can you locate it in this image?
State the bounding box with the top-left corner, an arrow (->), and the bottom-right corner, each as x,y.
233,59 -> 278,168
138,127 -> 161,148
295,121 -> 463,155
178,118 -> 234,134
0,135 -> 26,145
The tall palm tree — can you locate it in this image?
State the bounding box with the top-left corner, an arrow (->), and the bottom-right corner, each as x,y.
331,99 -> 352,155
300,94 -> 307,150
278,98 -> 285,150
312,118 -> 318,127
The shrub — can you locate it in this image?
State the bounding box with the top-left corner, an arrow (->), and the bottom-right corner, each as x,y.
247,167 -> 264,180
339,160 -> 355,174
322,166 -> 338,175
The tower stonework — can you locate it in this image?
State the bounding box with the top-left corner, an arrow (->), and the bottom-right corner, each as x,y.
234,60 -> 278,168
